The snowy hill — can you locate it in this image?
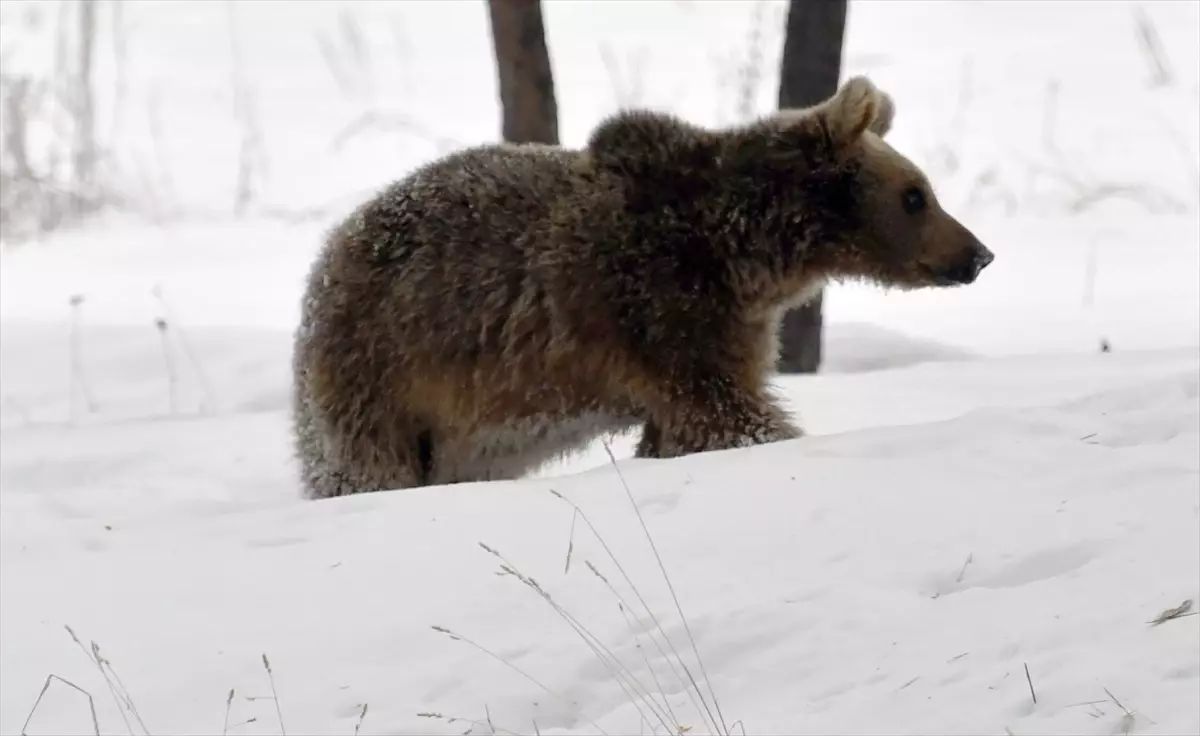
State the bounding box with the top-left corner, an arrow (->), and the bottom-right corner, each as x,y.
2,328 -> 1197,735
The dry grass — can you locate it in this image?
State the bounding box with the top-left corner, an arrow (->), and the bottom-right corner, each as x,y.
64,624 -> 149,735
260,654 -> 286,735
353,703 -> 369,736
428,439 -> 731,736
547,493 -> 716,730
20,674 -> 100,736
20,625 -> 148,735
1147,599 -> 1194,626
20,627 -> 300,736
417,710 -> 525,736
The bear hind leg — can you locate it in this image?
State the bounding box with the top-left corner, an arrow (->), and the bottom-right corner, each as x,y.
298,405 -> 430,498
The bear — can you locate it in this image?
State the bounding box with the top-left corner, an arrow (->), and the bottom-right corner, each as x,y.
291,75 -> 994,499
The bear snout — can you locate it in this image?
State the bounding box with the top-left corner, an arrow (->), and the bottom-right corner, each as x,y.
937,242 -> 993,285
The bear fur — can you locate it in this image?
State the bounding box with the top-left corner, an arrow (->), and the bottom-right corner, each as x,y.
291,76 -> 993,499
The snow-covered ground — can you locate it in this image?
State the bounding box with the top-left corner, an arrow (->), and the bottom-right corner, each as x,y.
2,1 -> 1199,734
2,336 -> 1198,736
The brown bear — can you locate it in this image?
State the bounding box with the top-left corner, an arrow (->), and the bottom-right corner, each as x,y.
291,76 -> 993,499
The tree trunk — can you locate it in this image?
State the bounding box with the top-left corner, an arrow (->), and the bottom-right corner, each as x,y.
487,0 -> 559,145
775,0 -> 848,374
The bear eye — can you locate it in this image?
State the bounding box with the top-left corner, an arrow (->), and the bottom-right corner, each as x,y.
901,186 -> 926,215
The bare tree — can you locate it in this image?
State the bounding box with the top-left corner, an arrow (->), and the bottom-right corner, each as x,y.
71,0 -> 98,215
487,0 -> 558,145
775,0 -> 848,374
226,0 -> 267,217
0,0 -> 104,239
107,0 -> 128,144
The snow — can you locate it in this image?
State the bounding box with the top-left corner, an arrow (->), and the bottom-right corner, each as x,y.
2,0 -> 1199,735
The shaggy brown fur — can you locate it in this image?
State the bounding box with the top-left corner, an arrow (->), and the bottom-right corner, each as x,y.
291,76 -> 993,498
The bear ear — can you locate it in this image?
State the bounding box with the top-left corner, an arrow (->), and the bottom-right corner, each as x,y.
587,110 -> 717,178
819,76 -> 889,147
868,90 -> 895,137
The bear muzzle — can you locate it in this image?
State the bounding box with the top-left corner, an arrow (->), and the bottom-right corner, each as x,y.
936,241 -> 994,286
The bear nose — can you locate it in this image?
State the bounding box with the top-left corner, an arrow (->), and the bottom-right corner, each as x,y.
972,247 -> 995,278
944,244 -> 994,285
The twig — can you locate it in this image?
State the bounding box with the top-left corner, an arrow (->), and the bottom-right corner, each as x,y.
955,553 -> 974,584
354,703 -> 369,736
1023,662 -> 1037,705
223,688 -> 235,735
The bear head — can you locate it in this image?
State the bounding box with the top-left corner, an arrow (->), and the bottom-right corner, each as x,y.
586,76 -> 994,304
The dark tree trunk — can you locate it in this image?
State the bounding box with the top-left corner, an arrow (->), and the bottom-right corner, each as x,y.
487,0 -> 559,145
775,0 -> 848,374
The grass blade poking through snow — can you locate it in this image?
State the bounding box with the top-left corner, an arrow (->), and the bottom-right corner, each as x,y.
354,703 -> 368,736
417,711 -> 523,735
64,624 -> 148,735
154,317 -> 179,416
583,559 -> 682,731
428,620 -> 617,735
599,439 -> 729,736
478,542 -> 676,734
1148,599 -> 1194,626
549,488 -> 719,735
20,674 -> 100,736
429,625 -> 591,718
261,654 -> 286,735
152,285 -> 217,413
223,688 -> 235,735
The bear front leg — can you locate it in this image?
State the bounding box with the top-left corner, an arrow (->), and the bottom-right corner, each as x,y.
634,376 -> 801,459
